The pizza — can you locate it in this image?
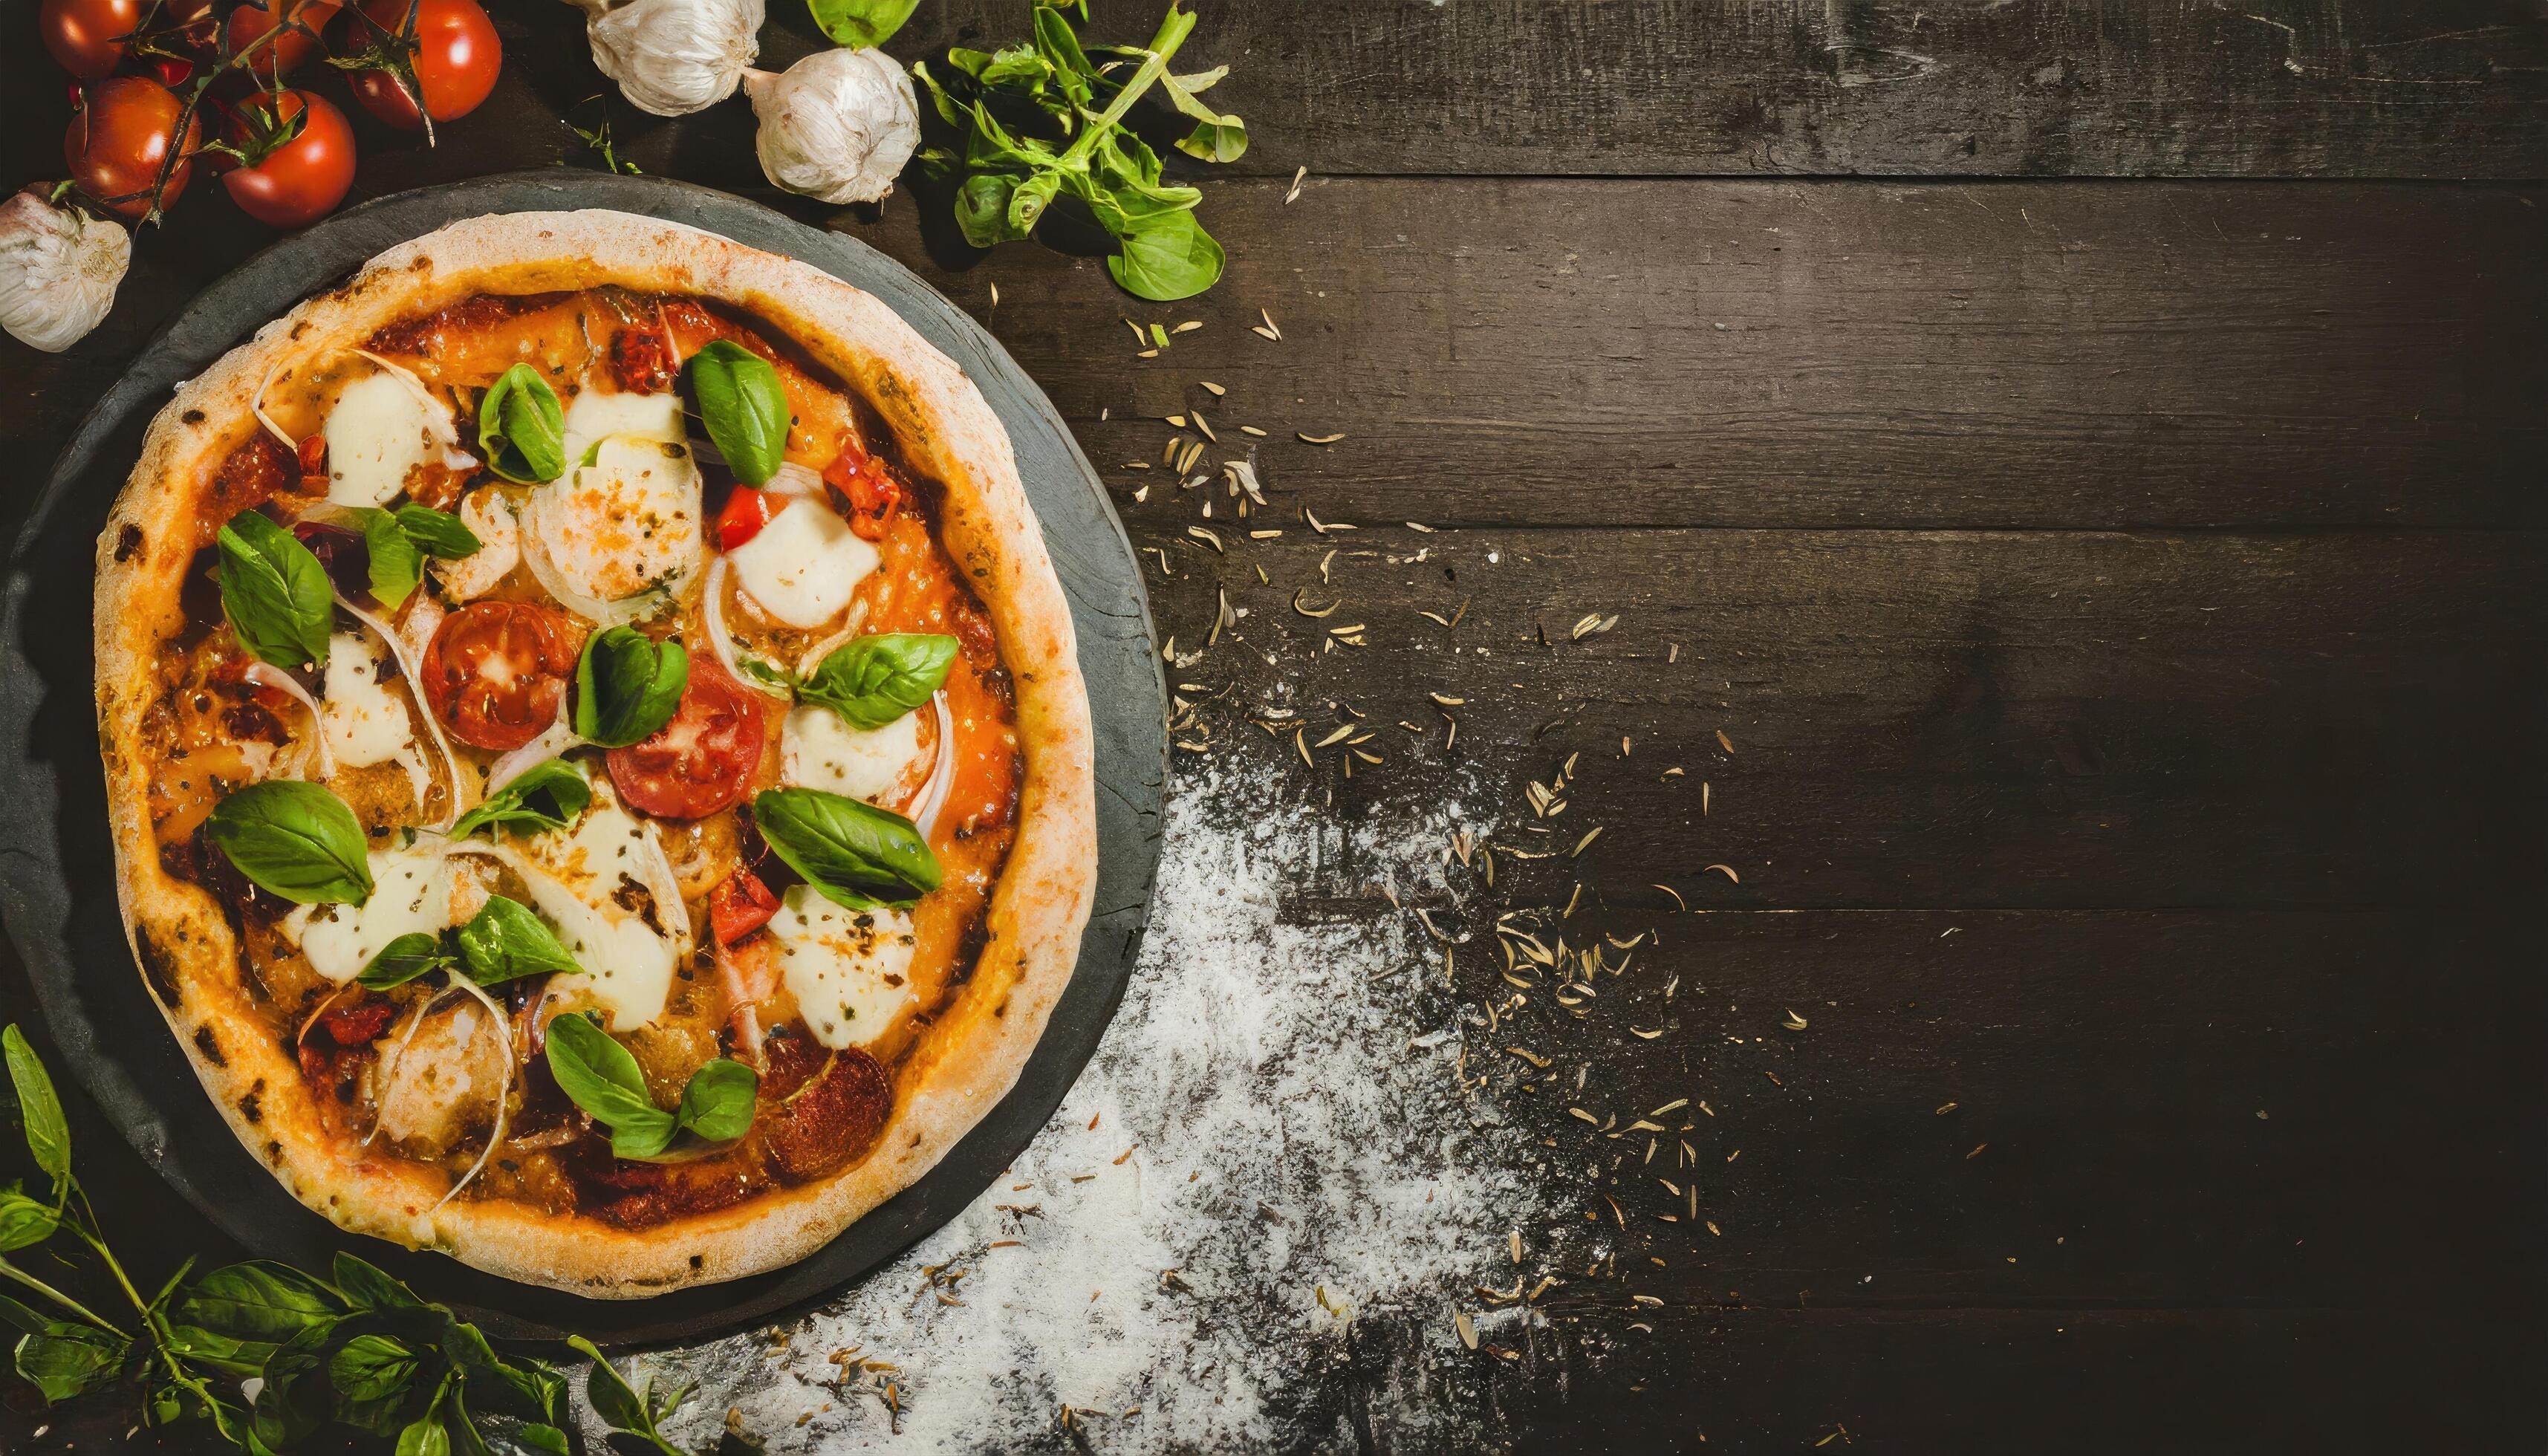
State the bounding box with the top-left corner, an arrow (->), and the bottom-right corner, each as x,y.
90,210 -> 1094,1297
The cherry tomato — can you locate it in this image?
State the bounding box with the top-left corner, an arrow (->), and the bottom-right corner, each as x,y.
714,487 -> 779,552
708,868 -> 779,946
420,600 -> 577,751
64,78 -> 201,219
822,437 -> 900,542
342,0 -> 499,131
606,664 -> 765,819
226,0 -> 342,79
221,91 -> 355,229
39,0 -> 141,80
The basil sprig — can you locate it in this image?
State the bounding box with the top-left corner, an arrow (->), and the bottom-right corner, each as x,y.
915,2 -> 1245,302
573,626 -> 689,747
204,781 -> 373,905
682,339 -> 787,487
356,894 -> 581,990
799,633 -> 958,729
543,1013 -> 758,1160
312,503 -> 484,609
448,758 -> 591,840
216,509 -> 334,670
476,364 -> 567,484
752,787 -> 940,909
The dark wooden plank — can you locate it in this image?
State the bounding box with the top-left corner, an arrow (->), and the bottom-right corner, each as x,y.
8,177 -> 2540,534
1143,525 -> 2547,909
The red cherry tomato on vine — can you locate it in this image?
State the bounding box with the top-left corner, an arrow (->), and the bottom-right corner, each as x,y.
226,0 -> 342,79
221,91 -> 356,230
342,0 -> 500,131
64,78 -> 201,219
39,0 -> 143,79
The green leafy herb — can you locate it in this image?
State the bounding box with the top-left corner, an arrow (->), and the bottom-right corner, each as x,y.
545,1014 -> 758,1162
202,781 -> 373,906
308,503 -> 484,610
752,787 -> 941,909
448,758 -> 591,839
16,1322 -> 126,1402
357,931 -> 457,989
574,626 -> 689,747
477,364 -> 568,484
807,0 -> 920,48
916,1 -> 1244,300
454,896 -> 581,986
391,503 -> 483,559
683,340 -> 787,487
799,632 -> 958,729
2,1025 -> 70,1189
216,509 -> 334,669
568,1334 -> 698,1456
0,1186 -> 59,1253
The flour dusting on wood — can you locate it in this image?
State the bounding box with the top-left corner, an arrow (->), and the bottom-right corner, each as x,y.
623,763 -> 1558,1450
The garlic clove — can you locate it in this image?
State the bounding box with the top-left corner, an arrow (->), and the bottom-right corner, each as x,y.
0,186 -> 129,354
579,0 -> 765,118
746,48 -> 920,207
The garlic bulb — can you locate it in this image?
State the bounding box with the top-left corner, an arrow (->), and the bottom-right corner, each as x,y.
0,188 -> 129,354
573,0 -> 763,117
744,49 -> 920,206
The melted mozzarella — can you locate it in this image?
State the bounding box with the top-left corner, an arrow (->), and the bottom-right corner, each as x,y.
726,497 -> 877,629
763,885 -> 917,1051
324,371 -> 454,507
561,387 -> 685,466
319,631 -> 412,769
282,842 -> 455,985
521,434 -> 703,611
432,489 -> 519,602
510,790 -> 683,1030
781,703 -> 922,805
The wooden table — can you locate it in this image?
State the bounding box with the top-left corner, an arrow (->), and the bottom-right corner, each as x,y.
1,1 -> 2543,1449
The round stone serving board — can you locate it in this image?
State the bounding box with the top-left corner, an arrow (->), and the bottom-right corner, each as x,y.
0,171 -> 1166,1348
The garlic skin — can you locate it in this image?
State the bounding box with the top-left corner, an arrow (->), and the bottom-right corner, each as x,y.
574,0 -> 764,118
0,189 -> 129,354
744,50 -> 920,206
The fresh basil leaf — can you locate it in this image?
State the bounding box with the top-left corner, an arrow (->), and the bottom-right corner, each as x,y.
15,1321 -> 127,1403
805,0 -> 918,48
799,633 -> 958,729
753,787 -> 941,909
394,502 -> 484,559
675,1059 -> 758,1143
218,509 -> 334,670
955,172 -> 1032,249
568,1334 -> 684,1450
204,780 -> 374,905
168,1261 -> 345,1378
329,1332 -> 421,1405
248,1317 -> 343,1450
449,759 -> 591,840
397,1404 -> 454,1456
683,340 -> 787,487
470,1414 -> 573,1456
455,897 -> 580,987
332,1253 -> 426,1313
0,1293 -> 48,1338
543,1014 -> 677,1160
359,507 -> 425,608
1109,209 -> 1226,302
0,1184 -> 57,1252
1,1026 -> 69,1188
574,626 -> 689,747
478,364 -> 567,484
1159,62 -> 1247,162
358,931 -> 455,989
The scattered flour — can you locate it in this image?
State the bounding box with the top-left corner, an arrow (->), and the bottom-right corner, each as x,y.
613,763 -> 1557,1452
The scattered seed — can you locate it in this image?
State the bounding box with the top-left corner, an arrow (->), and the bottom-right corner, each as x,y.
1186,525 -> 1223,552
1454,1311 -> 1477,1348
1258,308 -> 1281,339
1715,729 -> 1735,753
1782,1009 -> 1809,1031
1653,883 -> 1686,911
1171,320 -> 1203,334
1286,165 -> 1307,204
1703,863 -> 1739,883
1571,827 -> 1603,857
1968,1143 -> 1988,1159
1192,412 -> 1218,442
1299,432 -> 1345,445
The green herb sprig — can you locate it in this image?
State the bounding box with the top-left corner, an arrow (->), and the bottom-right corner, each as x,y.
915,1 -> 1247,301
543,1014 -> 758,1160
798,633 -> 958,729
0,1023 -> 753,1452
357,894 -> 582,991
752,787 -> 940,910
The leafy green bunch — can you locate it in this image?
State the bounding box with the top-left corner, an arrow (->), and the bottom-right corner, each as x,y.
0,1025 -> 738,1454
914,1 -> 1247,301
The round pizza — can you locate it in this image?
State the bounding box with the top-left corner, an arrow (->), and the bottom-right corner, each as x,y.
90,210 -> 1095,1296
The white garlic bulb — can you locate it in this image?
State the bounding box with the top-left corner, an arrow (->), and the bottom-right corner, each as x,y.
744,49 -> 920,207
0,188 -> 129,354
573,0 -> 764,117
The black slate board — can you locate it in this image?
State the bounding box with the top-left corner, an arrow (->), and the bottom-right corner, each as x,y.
0,171 -> 1166,1348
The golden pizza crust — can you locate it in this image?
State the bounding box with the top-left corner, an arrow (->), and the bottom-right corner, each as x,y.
92,210 -> 1096,1296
